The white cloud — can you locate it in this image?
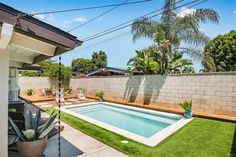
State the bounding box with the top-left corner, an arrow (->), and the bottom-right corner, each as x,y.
177,7 -> 196,17
34,14 -> 45,20
34,14 -> 54,23
62,21 -> 70,28
234,10 -> 236,14
64,21 -> 72,24
62,17 -> 87,28
74,17 -> 87,23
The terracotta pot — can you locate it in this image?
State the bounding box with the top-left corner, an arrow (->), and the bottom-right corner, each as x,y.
17,138 -> 47,157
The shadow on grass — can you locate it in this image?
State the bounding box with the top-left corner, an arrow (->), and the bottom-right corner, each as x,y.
231,125 -> 236,157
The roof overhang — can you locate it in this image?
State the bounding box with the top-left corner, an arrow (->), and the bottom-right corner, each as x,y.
19,64 -> 41,71
0,3 -> 83,68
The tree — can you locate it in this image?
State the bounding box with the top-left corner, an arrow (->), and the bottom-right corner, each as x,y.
39,59 -> 55,76
72,51 -> 108,74
91,50 -> 107,70
131,0 -> 219,60
38,60 -> 72,88
127,43 -> 194,75
202,30 -> 236,72
168,54 -> 195,74
72,58 -> 94,74
127,50 -> 159,75
19,60 -> 72,88
19,71 -> 40,77
45,63 -> 72,87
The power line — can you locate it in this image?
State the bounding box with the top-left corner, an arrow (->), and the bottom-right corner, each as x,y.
79,31 -> 131,51
76,0 -> 202,51
83,0 -> 207,42
67,0 -> 131,32
65,0 -> 207,57
82,0 -> 184,41
16,0 -> 152,18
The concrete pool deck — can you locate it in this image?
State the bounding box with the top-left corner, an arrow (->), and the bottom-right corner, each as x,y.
9,113 -> 127,157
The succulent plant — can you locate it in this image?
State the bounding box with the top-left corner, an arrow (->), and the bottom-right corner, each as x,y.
25,88 -> 34,96
95,90 -> 104,99
9,109 -> 57,141
178,100 -> 192,111
22,129 -> 35,140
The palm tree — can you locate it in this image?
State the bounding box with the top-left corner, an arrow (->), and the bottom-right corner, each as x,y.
91,50 -> 107,70
131,0 -> 219,60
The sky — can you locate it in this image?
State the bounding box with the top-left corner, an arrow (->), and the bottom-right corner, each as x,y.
2,0 -> 236,72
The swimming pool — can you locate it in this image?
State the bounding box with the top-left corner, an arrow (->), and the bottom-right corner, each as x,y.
60,102 -> 192,146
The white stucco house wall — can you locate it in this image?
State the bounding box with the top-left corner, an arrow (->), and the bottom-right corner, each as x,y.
0,3 -> 82,156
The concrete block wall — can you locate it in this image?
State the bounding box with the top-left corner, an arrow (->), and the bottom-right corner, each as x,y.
70,73 -> 236,117
18,77 -> 50,93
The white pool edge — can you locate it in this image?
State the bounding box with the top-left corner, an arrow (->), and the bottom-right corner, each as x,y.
57,102 -> 193,147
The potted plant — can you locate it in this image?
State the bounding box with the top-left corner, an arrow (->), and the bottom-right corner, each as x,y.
65,86 -> 72,95
96,91 -> 104,102
25,88 -> 34,96
45,87 -> 53,96
9,110 -> 57,157
178,100 -> 192,118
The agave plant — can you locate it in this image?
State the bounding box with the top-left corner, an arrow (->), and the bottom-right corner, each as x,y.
178,100 -> 192,111
9,109 -> 57,141
96,90 -> 105,99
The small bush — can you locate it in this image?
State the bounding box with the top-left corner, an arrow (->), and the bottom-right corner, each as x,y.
45,87 -> 52,92
96,90 -> 104,99
178,100 -> 192,111
25,88 -> 34,96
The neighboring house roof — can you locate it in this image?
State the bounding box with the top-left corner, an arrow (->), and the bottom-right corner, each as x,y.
86,67 -> 127,77
0,3 -> 83,67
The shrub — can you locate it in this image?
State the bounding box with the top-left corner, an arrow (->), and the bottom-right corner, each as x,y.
45,88 -> 52,92
202,30 -> 236,72
95,91 -> 104,99
25,89 -> 34,96
178,100 -> 192,111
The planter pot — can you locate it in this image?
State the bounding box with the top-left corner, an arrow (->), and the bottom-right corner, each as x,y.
183,110 -> 192,118
17,138 -> 47,157
99,98 -> 104,102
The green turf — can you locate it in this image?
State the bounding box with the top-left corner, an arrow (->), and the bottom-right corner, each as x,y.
45,108 -> 236,157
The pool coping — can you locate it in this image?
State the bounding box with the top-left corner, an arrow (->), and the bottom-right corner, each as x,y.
58,102 -> 193,147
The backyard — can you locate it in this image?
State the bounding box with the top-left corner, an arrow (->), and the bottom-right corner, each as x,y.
45,108 -> 236,157
1,0 -> 236,157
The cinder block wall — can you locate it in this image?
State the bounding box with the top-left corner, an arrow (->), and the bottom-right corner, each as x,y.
18,77 -> 50,92
70,72 -> 236,117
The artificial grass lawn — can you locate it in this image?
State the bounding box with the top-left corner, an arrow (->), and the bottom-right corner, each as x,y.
45,108 -> 236,157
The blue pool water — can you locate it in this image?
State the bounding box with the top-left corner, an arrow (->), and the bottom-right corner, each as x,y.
67,103 -> 179,138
